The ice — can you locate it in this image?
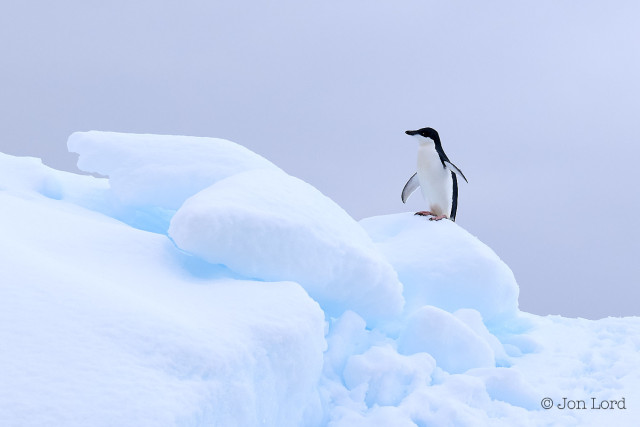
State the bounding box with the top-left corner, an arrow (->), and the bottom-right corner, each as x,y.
0,167 -> 325,426
360,213 -> 519,326
168,168 -> 404,323
68,131 -> 278,210
2,132 -> 640,426
397,306 -> 495,374
343,345 -> 436,407
0,152 -> 108,203
466,367 -> 540,410
66,131 -> 279,233
453,308 -> 510,366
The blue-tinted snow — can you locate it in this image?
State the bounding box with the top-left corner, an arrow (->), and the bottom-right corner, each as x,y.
168,168 -> 404,323
1,133 -> 639,426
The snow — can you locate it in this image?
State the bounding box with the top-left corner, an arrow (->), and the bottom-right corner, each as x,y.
342,345 -> 436,407
0,152 -> 324,426
67,131 -> 279,233
168,168 -> 404,323
360,213 -> 520,327
68,131 -> 278,211
2,132 -> 639,426
397,306 -> 495,374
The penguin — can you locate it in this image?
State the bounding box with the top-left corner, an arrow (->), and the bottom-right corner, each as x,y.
401,127 -> 468,221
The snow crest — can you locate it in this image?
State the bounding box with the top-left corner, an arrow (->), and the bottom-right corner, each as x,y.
169,168 -> 404,323
68,131 -> 278,210
361,213 -> 519,326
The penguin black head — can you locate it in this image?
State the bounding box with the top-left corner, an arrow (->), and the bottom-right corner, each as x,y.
405,127 -> 440,142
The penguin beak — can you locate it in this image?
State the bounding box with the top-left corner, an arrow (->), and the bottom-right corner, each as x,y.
405,130 -> 418,136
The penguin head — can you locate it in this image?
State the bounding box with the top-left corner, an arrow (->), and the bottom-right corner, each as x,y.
405,127 -> 440,144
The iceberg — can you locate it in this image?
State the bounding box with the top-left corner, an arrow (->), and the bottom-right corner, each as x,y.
1,132 -> 639,426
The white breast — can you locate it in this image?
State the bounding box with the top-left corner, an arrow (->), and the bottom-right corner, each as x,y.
416,143 -> 452,217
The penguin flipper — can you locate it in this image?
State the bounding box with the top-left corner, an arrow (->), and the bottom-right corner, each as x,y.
401,172 -> 420,203
450,172 -> 458,221
444,160 -> 468,183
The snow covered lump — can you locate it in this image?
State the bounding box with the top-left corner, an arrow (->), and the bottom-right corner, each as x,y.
361,213 -> 519,326
68,130 -> 279,210
169,168 -> 405,323
0,152 -> 326,426
67,131 -> 404,323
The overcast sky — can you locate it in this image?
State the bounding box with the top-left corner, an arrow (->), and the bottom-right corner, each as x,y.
1,0 -> 639,319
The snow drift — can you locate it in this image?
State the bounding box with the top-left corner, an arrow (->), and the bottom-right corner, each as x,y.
0,150 -> 325,426
168,168 -> 404,323
361,213 -> 519,326
68,131 -> 278,210
1,131 -> 639,427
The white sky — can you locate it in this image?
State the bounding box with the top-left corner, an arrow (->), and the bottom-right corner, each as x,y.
1,0 -> 639,319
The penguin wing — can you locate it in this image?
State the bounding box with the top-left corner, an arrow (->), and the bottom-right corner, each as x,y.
450,172 -> 458,221
401,172 -> 420,203
444,160 -> 468,183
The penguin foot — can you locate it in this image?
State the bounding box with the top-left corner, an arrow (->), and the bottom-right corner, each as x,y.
414,211 -> 435,216
428,215 -> 448,221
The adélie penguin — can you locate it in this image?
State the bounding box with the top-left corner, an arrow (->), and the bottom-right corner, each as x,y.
401,127 -> 468,221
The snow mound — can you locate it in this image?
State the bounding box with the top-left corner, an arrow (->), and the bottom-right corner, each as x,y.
0,171 -> 325,426
169,168 -> 404,323
398,306 -> 495,373
321,308 -> 536,427
466,367 -> 540,410
360,213 -> 519,326
343,345 -> 436,407
454,308 -> 510,366
68,131 -> 278,210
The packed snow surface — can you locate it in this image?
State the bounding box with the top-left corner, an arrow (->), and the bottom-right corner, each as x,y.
361,213 -> 519,326
168,168 -> 404,323
68,131 -> 278,211
1,132 -> 639,426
